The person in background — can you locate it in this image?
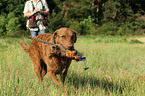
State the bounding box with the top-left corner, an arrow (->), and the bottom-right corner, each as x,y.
23,0 -> 49,37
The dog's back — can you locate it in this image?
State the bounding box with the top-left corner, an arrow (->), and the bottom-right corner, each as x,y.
19,28 -> 77,95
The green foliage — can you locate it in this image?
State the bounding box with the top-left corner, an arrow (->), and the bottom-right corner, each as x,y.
0,15 -> 7,35
79,16 -> 97,35
99,0 -> 145,36
0,0 -> 145,36
70,16 -> 98,35
100,22 -> 118,35
47,10 -> 70,33
65,0 -> 94,21
6,12 -> 21,37
130,39 -> 144,44
116,24 -> 132,36
69,20 -> 82,34
103,1 -> 121,22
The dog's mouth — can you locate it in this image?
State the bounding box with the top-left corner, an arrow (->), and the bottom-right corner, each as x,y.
58,44 -> 74,50
67,44 -> 74,50
66,46 -> 74,50
69,47 -> 74,50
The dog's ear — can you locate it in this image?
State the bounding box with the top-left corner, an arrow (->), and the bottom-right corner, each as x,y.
72,29 -> 77,43
52,30 -> 58,44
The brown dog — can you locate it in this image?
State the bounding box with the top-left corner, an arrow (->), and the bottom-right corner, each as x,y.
19,27 -> 77,88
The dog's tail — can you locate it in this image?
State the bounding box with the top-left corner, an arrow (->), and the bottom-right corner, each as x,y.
19,41 -> 29,53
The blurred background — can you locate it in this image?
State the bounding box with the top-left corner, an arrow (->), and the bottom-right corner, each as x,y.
0,0 -> 145,37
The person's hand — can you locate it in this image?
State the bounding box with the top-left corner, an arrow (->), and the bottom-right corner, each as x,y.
34,9 -> 40,14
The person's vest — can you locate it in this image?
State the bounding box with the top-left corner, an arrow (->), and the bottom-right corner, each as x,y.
28,0 -> 48,28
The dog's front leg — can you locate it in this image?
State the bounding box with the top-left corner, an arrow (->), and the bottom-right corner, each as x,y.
47,71 -> 69,95
47,71 -> 63,87
60,69 -> 68,84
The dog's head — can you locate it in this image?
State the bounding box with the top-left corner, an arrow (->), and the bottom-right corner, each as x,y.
52,28 -> 77,50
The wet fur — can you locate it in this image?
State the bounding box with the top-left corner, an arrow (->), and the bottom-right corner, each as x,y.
19,28 -> 77,88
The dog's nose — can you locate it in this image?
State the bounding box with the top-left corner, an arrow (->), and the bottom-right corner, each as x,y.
68,45 -> 73,50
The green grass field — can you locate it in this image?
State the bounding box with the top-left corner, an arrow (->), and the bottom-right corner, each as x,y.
0,36 -> 145,96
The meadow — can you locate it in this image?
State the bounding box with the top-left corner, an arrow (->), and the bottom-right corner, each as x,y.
0,36 -> 145,96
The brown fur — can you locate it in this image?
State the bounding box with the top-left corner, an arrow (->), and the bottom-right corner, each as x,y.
19,41 -> 29,53
19,28 -> 77,88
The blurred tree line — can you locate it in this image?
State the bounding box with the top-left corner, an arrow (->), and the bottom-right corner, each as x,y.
0,0 -> 145,36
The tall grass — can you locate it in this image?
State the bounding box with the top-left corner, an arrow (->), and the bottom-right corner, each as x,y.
0,36 -> 145,96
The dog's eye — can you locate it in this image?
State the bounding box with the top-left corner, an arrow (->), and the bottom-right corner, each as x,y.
61,35 -> 65,38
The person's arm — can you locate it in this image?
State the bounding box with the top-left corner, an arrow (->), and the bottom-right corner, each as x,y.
40,10 -> 49,15
24,9 -> 49,17
24,8 -> 41,18
23,1 -> 38,18
24,11 -> 35,18
40,0 -> 49,15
